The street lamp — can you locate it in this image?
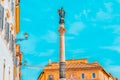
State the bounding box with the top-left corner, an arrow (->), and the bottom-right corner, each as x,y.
20,60 -> 43,69
16,33 -> 28,42
24,33 -> 28,40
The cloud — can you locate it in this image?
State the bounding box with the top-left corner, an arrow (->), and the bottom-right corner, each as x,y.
74,14 -> 82,20
44,8 -> 51,12
100,25 -> 120,53
108,65 -> 120,73
112,26 -> 120,35
74,10 -> 90,20
107,65 -> 120,79
117,0 -> 120,3
104,25 -> 120,42
113,36 -> 120,45
95,2 -> 114,21
102,59 -> 120,79
67,49 -> 85,54
65,36 -> 75,40
41,31 -> 58,43
17,33 -> 39,54
22,18 -> 32,22
100,46 -> 120,53
103,25 -> 120,35
104,2 -> 113,13
83,9 -> 90,17
68,22 -> 85,35
96,10 -> 112,21
38,49 -> 55,57
95,4 -> 119,22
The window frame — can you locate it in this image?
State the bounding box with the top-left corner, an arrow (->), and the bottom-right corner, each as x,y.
48,75 -> 54,80
92,72 -> 96,78
81,73 -> 85,79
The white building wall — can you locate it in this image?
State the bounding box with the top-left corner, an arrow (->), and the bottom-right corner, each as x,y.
0,0 -> 16,80
0,36 -> 14,80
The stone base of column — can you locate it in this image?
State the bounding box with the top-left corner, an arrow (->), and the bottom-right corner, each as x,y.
60,78 -> 66,80
60,62 -> 66,78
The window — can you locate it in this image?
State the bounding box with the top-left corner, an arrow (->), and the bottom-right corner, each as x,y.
11,35 -> 14,52
9,31 -> 14,53
9,31 -> 12,50
92,73 -> 96,78
82,73 -> 85,79
48,75 -> 53,80
11,1 -> 14,16
14,57 -> 18,67
5,22 -> 9,43
0,4 -> 4,30
69,73 -> 76,79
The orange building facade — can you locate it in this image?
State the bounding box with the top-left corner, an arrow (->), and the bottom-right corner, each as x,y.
15,44 -> 22,80
38,59 -> 118,80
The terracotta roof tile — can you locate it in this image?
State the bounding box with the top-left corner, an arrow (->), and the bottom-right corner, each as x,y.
44,60 -> 101,70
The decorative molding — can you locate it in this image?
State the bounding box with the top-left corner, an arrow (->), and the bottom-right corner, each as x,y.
6,9 -> 10,18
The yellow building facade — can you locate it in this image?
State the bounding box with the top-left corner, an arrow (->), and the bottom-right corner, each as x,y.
38,59 -> 117,80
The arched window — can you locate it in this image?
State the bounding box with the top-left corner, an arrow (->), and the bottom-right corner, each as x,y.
48,75 -> 53,80
81,73 -> 85,79
92,73 -> 96,78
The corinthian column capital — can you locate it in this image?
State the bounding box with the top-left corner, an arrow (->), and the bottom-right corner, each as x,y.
58,27 -> 66,36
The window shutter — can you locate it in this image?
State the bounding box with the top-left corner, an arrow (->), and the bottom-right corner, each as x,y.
82,73 -> 85,79
0,4 -> 4,30
14,57 -> 18,67
11,35 -> 14,53
9,31 -> 12,51
9,33 -> 14,53
5,22 -> 9,43
11,2 -> 14,15
92,73 -> 96,78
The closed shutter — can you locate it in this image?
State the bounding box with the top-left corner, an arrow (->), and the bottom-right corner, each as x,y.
9,33 -> 15,53
11,35 -> 14,53
0,4 -> 4,30
9,31 -> 12,51
82,73 -> 85,79
14,57 -> 18,67
5,22 -> 9,43
11,2 -> 14,15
